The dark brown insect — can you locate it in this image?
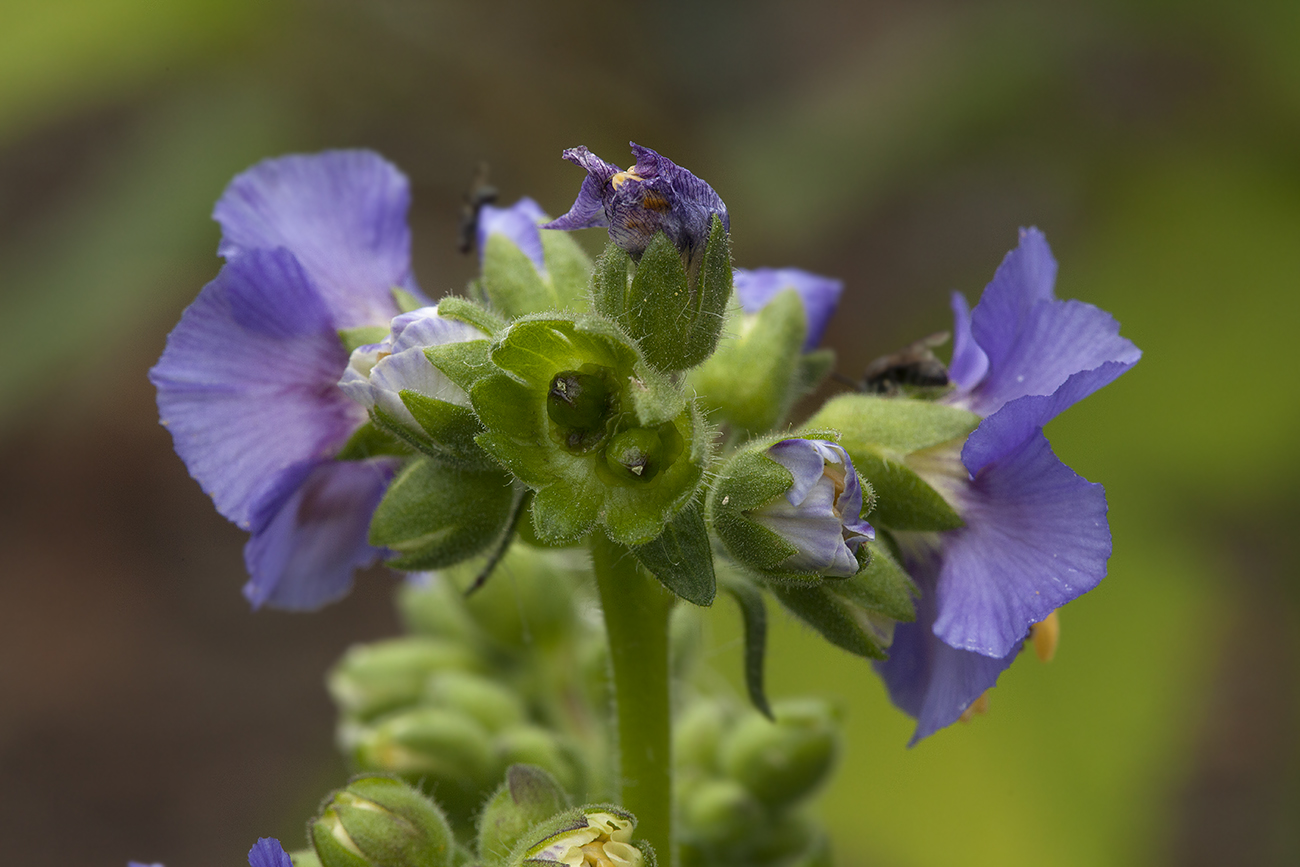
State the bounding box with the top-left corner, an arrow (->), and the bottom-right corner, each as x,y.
842,331 -> 952,395
456,162 -> 498,255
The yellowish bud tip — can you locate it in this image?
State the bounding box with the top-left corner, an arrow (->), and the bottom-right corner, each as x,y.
1030,610 -> 1060,662
959,691 -> 990,724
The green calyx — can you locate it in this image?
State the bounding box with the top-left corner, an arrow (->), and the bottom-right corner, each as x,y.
310,775 -> 454,867
803,394 -> 980,531
590,217 -> 732,373
471,315 -> 711,546
478,223 -> 592,318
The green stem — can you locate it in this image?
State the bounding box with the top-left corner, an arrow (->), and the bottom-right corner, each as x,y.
591,531 -> 676,866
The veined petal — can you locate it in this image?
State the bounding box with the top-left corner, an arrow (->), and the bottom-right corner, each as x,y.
247,837 -> 294,867
874,553 -> 1019,745
933,429 -> 1111,658
946,291 -> 988,391
734,267 -> 843,351
241,459 -> 397,611
960,360 -> 1134,475
951,227 -> 1140,417
150,249 -> 365,533
477,197 -> 547,272
544,146 -> 619,230
213,150 -> 418,328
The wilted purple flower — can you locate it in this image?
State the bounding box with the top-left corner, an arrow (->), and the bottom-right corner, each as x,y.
875,227 -> 1140,742
544,142 -> 728,263
750,439 -> 875,577
338,305 -> 486,434
247,837 -> 293,867
733,267 -> 843,351
476,196 -> 547,273
151,151 -> 422,610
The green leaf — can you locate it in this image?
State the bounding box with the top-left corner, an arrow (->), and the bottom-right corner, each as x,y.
721,575 -> 773,720
339,325 -> 389,354
631,503 -> 716,606
369,458 -> 515,571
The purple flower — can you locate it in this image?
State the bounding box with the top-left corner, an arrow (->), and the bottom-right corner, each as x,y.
876,227 -> 1140,742
750,439 -> 875,577
151,151 -> 422,610
477,196 -> 547,273
544,142 -> 728,263
247,837 -> 293,867
733,267 -> 843,351
337,305 -> 486,436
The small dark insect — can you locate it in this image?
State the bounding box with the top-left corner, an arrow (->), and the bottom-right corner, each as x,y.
456,161 -> 498,255
839,331 -> 952,395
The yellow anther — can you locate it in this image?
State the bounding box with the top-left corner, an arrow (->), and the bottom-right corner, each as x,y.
959,690 -> 990,723
1030,609 -> 1060,662
610,170 -> 644,189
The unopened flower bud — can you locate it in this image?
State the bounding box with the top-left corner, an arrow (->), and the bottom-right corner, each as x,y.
328,636 -> 481,722
477,765 -> 571,866
495,724 -> 585,798
310,775 -> 453,867
679,778 -> 764,848
709,438 -> 873,581
604,426 -> 672,483
423,670 -> 526,733
720,700 -> 840,810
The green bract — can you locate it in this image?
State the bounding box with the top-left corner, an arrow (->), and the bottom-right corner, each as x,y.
470,315 -> 711,546
803,393 -> 980,531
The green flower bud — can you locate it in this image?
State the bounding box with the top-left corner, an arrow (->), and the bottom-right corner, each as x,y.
679,778 -> 764,848
311,775 -> 454,867
471,316 -> 711,546
495,725 -> 586,799
720,700 -> 840,810
673,700 -> 730,775
288,849 -> 323,867
477,765 -> 572,866
423,671 -> 527,733
510,807 -> 644,867
328,637 -> 481,722
352,707 -> 497,824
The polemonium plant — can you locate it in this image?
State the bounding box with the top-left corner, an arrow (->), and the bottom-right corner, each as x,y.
148,142 -> 1138,867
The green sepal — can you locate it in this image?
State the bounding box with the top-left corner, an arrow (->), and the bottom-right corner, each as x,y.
436,296 -> 507,335
804,393 -> 979,531
398,390 -> 493,468
368,458 -> 516,570
335,421 -> 411,461
478,765 -> 573,867
688,289 -> 806,435
481,226 -> 591,318
538,227 -> 594,311
720,699 -> 840,811
339,325 -> 389,354
706,445 -> 801,571
392,286 -> 426,313
765,543 -> 915,661
720,574 -> 773,719
630,502 -> 715,606
591,219 -> 731,373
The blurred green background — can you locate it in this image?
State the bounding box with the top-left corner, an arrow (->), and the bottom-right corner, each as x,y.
1,1 -> 1296,865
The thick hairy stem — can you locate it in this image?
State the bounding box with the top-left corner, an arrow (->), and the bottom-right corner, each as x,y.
590,530 -> 676,865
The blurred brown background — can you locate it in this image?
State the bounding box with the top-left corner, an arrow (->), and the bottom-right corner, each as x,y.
1,1 -> 1298,865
